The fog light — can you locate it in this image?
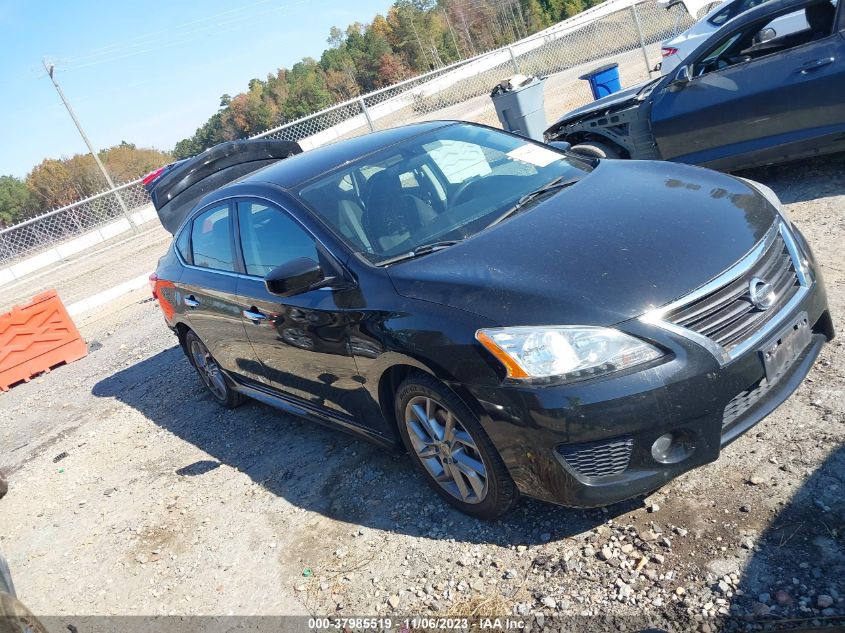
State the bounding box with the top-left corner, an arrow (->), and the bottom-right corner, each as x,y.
651,431 -> 695,464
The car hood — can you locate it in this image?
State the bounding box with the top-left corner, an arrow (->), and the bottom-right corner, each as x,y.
387,160 -> 777,327
545,82 -> 651,136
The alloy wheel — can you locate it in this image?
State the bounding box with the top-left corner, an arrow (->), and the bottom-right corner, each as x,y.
189,339 -> 228,401
404,395 -> 488,504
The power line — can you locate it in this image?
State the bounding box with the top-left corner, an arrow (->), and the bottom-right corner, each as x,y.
55,0 -> 319,72
42,58 -> 136,231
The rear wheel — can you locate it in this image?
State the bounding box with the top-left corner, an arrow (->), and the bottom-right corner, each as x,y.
570,141 -> 621,159
395,373 -> 518,519
184,330 -> 244,408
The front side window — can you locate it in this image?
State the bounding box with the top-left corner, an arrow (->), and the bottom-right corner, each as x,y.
296,124 -> 591,263
695,0 -> 837,76
237,201 -> 319,277
191,204 -> 234,272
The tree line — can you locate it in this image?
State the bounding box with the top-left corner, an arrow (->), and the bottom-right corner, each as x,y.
2,0 -> 596,228
0,143 -> 171,228
173,0 -> 596,159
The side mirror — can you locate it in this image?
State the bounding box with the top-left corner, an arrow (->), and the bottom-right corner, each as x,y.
758,27 -> 776,42
265,258 -> 325,297
669,64 -> 692,91
547,140 -> 571,152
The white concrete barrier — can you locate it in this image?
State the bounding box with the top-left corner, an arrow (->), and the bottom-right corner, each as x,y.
0,204 -> 157,288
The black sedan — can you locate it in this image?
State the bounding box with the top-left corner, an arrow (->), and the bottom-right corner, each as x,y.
149,122 -> 832,518
545,0 -> 845,171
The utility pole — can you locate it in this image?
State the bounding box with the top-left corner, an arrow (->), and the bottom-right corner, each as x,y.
42,58 -> 136,231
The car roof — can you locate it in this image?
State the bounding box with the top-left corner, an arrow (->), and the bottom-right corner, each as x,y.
241,120 -> 455,190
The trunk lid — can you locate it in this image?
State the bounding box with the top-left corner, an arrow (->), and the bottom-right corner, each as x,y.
147,139 -> 302,234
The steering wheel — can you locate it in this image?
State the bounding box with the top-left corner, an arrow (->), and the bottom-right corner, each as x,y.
451,178 -> 481,207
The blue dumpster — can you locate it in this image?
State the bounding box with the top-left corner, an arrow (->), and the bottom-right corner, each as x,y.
578,63 -> 621,100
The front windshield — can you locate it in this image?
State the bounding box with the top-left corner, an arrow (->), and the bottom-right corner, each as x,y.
295,123 -> 592,264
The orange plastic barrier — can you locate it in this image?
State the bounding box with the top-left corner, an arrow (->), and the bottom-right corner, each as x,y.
0,290 -> 88,391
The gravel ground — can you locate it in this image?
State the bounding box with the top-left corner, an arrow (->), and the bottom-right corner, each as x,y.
0,154 -> 843,632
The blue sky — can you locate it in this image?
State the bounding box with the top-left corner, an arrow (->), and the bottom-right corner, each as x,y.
0,0 -> 392,178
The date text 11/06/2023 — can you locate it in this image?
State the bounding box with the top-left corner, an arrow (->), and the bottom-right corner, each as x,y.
307,617 -> 527,630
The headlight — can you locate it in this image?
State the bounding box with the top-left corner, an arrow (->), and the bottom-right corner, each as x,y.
475,326 -> 663,383
737,177 -> 792,226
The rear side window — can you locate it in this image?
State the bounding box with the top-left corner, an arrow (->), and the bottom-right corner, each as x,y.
190,205 -> 234,272
237,201 -> 319,277
175,227 -> 191,263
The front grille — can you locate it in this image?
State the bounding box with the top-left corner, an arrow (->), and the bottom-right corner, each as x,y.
722,378 -> 775,429
664,233 -> 799,353
558,437 -> 634,479
722,329 -> 801,429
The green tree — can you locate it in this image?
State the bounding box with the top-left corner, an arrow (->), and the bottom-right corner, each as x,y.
170,0 -> 602,157
0,176 -> 33,226
283,59 -> 332,119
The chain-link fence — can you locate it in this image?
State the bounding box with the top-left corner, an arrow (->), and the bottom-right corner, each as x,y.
254,0 -> 692,147
1,0 -> 691,285
0,180 -> 153,274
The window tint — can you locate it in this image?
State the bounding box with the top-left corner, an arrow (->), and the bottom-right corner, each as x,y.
191,205 -> 234,272
296,124 -> 589,263
696,0 -> 837,76
175,226 -> 191,263
237,201 -> 319,277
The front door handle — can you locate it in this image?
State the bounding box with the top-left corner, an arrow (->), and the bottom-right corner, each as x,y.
242,308 -> 268,322
796,57 -> 834,73
184,295 -> 200,308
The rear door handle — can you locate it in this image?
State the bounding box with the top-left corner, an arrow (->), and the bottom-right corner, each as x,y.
796,57 -> 834,73
242,308 -> 268,322
184,295 -> 200,308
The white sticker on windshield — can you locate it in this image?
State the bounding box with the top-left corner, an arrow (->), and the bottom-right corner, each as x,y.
506,144 -> 561,168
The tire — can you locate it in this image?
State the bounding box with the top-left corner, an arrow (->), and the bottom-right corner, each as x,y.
184,330 -> 244,409
0,472 -> 6,500
570,141 -> 621,160
0,592 -> 51,633
395,372 -> 519,519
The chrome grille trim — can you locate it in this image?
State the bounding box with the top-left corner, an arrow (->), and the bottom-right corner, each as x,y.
641,222 -> 811,366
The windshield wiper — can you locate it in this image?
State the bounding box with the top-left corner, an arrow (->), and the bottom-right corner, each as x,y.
378,239 -> 463,266
486,176 -> 580,229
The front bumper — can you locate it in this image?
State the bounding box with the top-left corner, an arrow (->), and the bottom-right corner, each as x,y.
462,275 -> 832,508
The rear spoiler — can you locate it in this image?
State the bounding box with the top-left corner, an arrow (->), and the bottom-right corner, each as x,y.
146,138 -> 302,234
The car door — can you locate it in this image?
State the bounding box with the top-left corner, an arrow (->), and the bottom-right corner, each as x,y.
178,202 -> 252,374
232,198 -> 370,421
650,28 -> 802,164
651,2 -> 843,166
783,3 -> 845,137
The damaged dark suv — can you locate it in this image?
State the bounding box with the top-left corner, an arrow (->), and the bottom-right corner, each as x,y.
149,121 -> 832,518
545,0 -> 845,171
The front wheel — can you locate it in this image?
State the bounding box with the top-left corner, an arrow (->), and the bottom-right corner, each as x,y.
570,141 -> 621,159
184,330 -> 244,409
395,373 -> 519,519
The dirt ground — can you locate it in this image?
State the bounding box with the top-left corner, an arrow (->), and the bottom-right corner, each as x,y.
0,154 -> 843,632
